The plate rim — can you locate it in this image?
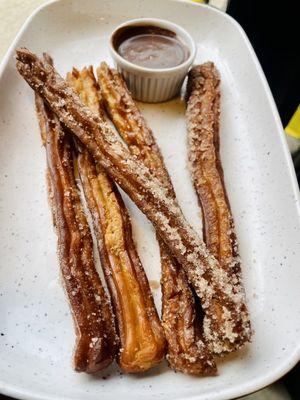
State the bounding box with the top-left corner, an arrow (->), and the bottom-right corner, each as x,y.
0,1 -> 300,399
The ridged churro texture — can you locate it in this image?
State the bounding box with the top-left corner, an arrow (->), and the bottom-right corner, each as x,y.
97,62 -> 216,374
67,66 -> 166,373
16,48 -> 250,354
35,88 -> 118,373
186,62 -> 252,352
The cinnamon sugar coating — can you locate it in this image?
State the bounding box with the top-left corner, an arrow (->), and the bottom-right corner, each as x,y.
35,86 -> 118,373
67,66 -> 166,373
97,62 -> 216,374
17,49 -> 251,354
186,62 -> 252,353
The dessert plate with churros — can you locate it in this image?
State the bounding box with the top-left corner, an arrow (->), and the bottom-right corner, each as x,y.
0,1 -> 300,400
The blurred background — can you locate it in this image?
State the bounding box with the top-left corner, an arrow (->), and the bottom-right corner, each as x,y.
228,0 -> 300,180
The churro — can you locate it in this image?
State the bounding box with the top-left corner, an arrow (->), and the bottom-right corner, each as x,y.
67,66 -> 166,372
35,84 -> 118,373
97,62 -> 216,373
16,48 -> 251,353
186,62 -> 252,352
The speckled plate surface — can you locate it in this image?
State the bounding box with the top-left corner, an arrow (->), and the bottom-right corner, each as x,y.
0,1 -> 300,400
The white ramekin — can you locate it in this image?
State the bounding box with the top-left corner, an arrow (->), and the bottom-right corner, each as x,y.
109,18 -> 196,103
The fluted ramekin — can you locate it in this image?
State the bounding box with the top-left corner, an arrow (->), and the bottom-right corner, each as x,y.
109,18 -> 196,103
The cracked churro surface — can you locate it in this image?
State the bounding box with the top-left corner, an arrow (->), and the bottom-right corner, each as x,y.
16,48 -> 251,355
67,66 -> 166,373
97,62 -> 216,374
186,62 -> 252,353
35,77 -> 118,372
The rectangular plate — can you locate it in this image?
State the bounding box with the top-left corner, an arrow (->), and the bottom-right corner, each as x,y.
0,1 -> 300,399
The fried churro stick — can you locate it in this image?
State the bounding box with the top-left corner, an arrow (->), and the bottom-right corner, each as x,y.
186,62 -> 252,351
16,48 -> 251,353
35,90 -> 118,373
67,66 -> 166,373
97,62 -> 216,374
159,245 -> 216,374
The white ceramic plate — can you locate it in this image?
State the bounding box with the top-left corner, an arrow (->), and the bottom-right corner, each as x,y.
0,1 -> 300,399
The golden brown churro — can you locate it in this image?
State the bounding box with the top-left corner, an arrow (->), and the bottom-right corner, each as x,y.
97,62 -> 216,374
16,48 -> 251,354
35,89 -> 118,373
67,66 -> 166,373
186,62 -> 251,352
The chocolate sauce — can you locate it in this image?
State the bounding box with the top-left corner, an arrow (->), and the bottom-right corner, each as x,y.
113,25 -> 189,69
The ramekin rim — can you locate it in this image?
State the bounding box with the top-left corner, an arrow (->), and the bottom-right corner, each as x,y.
109,17 -> 196,74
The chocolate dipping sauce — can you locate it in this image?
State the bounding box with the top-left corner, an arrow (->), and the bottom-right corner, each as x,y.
113,25 -> 190,69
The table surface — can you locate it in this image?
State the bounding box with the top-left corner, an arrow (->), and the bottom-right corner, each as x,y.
0,1 -> 291,400
0,0 -> 48,60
